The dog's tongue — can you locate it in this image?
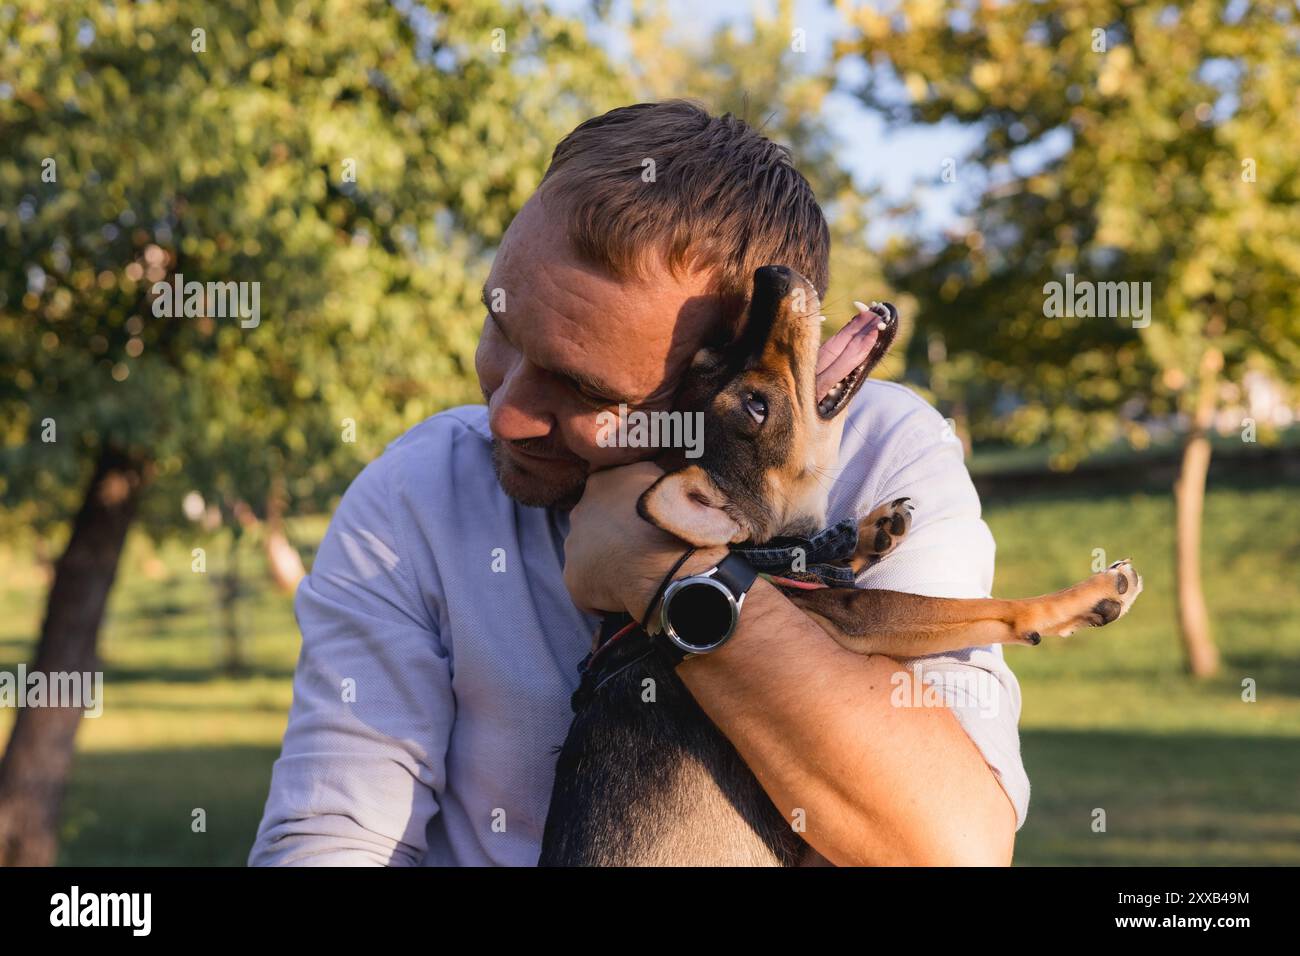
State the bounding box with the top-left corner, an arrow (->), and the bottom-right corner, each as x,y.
815,308 -> 882,403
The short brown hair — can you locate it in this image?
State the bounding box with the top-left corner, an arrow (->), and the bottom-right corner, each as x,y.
538,100 -> 830,325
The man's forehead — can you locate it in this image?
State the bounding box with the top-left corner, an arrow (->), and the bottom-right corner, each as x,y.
481,263 -> 716,335
484,199 -> 722,393
490,201 -> 715,315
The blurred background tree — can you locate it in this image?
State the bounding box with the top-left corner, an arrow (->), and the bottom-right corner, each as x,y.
839,0 -> 1300,676
0,0 -> 624,865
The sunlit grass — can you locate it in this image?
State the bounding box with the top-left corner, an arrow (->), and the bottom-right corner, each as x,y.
984,483 -> 1300,865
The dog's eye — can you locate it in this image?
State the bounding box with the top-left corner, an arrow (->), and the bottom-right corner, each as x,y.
743,392 -> 767,424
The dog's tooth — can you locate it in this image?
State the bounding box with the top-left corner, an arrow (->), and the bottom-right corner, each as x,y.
853,300 -> 871,314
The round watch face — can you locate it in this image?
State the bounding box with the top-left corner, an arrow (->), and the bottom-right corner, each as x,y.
663,577 -> 737,651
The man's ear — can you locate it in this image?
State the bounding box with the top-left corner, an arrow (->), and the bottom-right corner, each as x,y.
637,465 -> 746,547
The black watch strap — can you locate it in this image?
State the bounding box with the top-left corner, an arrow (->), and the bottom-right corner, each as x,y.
712,550 -> 759,597
655,552 -> 758,665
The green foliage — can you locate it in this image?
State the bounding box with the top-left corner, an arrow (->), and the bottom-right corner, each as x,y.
0,0 -> 626,535
841,0 -> 1300,463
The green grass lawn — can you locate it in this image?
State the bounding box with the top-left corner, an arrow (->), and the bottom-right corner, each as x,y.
0,480 -> 1297,866
982,480 -> 1300,865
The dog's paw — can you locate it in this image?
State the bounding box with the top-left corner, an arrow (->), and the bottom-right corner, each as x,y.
1018,558 -> 1143,642
851,497 -> 913,572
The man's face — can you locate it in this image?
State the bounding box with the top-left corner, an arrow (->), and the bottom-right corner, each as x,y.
474,195 -> 721,509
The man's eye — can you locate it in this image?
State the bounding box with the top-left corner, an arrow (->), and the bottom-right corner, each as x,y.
576,386 -> 615,407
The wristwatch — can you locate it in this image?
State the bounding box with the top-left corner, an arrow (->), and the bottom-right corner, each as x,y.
654,552 -> 758,663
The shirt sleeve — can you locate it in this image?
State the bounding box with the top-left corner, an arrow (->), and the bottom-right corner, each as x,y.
247,445 -> 452,865
850,404 -> 1032,831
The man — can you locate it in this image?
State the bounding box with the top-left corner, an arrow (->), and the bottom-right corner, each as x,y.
248,100 -> 1029,866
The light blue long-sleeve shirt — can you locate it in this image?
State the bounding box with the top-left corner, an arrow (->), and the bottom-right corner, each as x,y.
248,382 -> 1030,866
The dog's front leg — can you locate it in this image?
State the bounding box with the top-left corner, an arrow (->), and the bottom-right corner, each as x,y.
784,559 -> 1142,658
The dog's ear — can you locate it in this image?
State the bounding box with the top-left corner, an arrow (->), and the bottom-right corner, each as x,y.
637,465 -> 746,547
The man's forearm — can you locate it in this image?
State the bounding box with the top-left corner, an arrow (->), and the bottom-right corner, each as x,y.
655,556 -> 1016,865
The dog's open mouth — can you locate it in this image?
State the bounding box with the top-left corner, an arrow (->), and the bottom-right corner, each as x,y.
816,302 -> 898,419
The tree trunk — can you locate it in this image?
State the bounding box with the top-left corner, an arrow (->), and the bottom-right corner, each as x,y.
264,472 -> 305,594
1173,347 -> 1222,678
265,526 -> 305,593
219,532 -> 246,676
0,446 -> 147,866
1174,432 -> 1218,676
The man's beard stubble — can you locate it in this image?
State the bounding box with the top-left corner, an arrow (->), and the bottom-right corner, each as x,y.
489,437 -> 588,511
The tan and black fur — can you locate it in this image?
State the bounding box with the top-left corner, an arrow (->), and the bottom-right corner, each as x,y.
539,265 -> 1141,866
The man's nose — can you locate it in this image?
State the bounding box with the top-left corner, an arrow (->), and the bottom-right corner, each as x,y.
488,360 -> 559,441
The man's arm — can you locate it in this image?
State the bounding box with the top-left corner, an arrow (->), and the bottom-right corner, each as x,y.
248,447 -> 451,866
689,572 -> 1014,865
614,546 -> 1015,866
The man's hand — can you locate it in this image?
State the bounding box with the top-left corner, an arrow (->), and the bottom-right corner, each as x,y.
562,461 -> 726,620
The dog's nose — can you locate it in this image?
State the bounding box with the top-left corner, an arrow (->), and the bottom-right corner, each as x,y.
753,265 -> 794,299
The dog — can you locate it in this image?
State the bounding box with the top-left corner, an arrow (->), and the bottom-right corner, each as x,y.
538,265 -> 1142,866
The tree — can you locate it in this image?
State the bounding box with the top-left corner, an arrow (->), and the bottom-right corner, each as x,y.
839,0 -> 1300,675
0,0 -> 624,865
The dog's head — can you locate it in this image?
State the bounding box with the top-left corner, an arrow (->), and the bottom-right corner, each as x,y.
639,265 -> 897,546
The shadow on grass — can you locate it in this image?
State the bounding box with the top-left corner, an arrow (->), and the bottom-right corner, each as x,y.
101,665 -> 298,684
1016,729 -> 1300,866
59,745 -> 282,867
86,698 -> 290,714
116,598 -> 191,620
1022,653 -> 1300,697
0,661 -> 296,684
975,449 -> 1300,505
1221,651 -> 1300,697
